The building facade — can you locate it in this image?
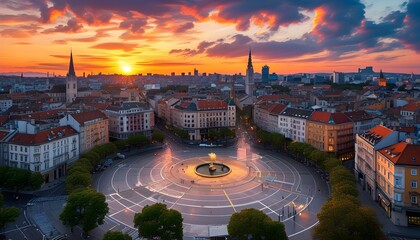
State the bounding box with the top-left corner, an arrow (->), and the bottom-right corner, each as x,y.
172,99 -> 236,141
376,142 -> 420,227
7,126 -> 79,183
59,110 -> 109,153
253,103 -> 286,133
354,125 -> 398,200
306,112 -> 354,160
344,110 -> 382,137
279,108 -> 313,143
105,101 -> 154,140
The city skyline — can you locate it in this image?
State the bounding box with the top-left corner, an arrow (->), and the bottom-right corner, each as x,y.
0,0 -> 419,76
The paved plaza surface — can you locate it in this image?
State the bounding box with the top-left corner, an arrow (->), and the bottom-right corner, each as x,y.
93,142 -> 329,239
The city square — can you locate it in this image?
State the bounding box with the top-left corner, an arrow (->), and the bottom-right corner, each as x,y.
94,143 -> 329,239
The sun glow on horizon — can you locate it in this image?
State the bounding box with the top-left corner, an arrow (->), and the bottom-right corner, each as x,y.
119,61 -> 132,74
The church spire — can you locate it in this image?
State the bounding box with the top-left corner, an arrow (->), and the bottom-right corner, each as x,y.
68,50 -> 76,77
379,69 -> 384,79
247,48 -> 253,69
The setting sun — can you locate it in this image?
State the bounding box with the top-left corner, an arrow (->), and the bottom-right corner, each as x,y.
120,63 -> 132,74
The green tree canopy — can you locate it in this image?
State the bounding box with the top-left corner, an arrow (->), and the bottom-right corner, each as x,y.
314,197 -> 385,240
0,192 -> 20,229
152,130 -> 166,143
127,134 -> 150,147
133,203 -> 183,240
103,230 -> 132,240
60,189 -> 108,236
227,208 -> 288,240
29,172 -> 44,190
65,172 -> 92,193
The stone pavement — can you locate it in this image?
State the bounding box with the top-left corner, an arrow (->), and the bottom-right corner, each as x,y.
358,185 -> 420,239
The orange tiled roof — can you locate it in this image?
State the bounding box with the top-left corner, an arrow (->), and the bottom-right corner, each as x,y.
196,100 -> 227,110
9,126 -> 78,145
71,110 -> 107,125
378,142 -> 420,166
367,125 -> 393,138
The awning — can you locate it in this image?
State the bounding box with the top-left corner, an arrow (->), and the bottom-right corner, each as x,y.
378,193 -> 390,206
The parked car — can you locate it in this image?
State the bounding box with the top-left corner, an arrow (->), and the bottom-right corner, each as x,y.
104,158 -> 113,167
116,153 -> 125,159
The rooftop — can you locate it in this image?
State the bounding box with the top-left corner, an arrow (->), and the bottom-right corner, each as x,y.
280,107 -> 313,119
378,142 -> 420,166
70,110 -> 107,125
359,125 -> 393,145
9,126 -> 78,145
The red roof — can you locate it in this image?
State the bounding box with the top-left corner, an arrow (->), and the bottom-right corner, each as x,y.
85,102 -> 111,110
401,102 -> 420,112
197,100 -> 227,110
309,111 -> 352,124
367,125 -> 393,138
71,110 -> 107,125
344,110 -> 375,122
0,131 -> 9,140
9,126 -> 78,145
0,115 -> 9,126
257,95 -> 281,101
11,109 -> 63,121
378,142 -> 420,166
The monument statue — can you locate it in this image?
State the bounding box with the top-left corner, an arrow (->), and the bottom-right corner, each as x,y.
208,153 -> 217,171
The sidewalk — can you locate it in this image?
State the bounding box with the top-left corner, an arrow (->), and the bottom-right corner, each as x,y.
358,185 -> 420,239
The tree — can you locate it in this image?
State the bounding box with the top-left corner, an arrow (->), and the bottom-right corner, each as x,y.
30,172 -> 44,189
0,192 -> 20,229
314,197 -> 385,240
103,230 -> 132,240
5,168 -> 31,193
133,203 -> 183,240
228,208 -> 287,240
60,189 -> 108,236
127,134 -> 150,147
152,130 -> 165,143
208,129 -> 219,140
65,172 -> 92,193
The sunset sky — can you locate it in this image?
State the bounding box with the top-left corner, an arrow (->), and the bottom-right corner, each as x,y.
0,0 -> 419,76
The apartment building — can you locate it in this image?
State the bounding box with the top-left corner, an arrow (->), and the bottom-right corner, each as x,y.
253,103 -> 286,133
60,110 -> 109,153
7,126 -> 79,183
355,125 -> 398,200
306,112 -> 354,160
279,108 -> 313,142
344,110 -> 382,136
376,142 -> 420,227
172,99 -> 235,141
105,101 -> 154,140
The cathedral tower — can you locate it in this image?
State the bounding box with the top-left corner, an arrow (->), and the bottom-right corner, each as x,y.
245,49 -> 254,97
66,50 -> 78,104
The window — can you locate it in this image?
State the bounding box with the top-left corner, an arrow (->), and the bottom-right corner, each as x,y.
412,180 -> 418,188
395,177 -> 402,187
411,169 -> 417,176
411,196 -> 418,204
394,193 -> 402,202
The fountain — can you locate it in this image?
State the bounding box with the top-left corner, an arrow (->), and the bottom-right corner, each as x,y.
195,153 -> 231,178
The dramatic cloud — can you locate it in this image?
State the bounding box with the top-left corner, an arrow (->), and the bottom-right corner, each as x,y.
43,18 -> 83,33
90,42 -> 138,52
174,22 -> 194,33
0,14 -> 38,24
397,0 -> 420,52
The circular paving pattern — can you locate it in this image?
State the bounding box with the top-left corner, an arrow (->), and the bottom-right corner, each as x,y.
95,146 -> 328,238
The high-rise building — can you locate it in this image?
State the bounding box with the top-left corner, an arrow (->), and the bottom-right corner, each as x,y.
245,49 -> 254,97
262,65 -> 269,84
66,51 -> 77,104
194,68 -> 198,76
332,71 -> 344,84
